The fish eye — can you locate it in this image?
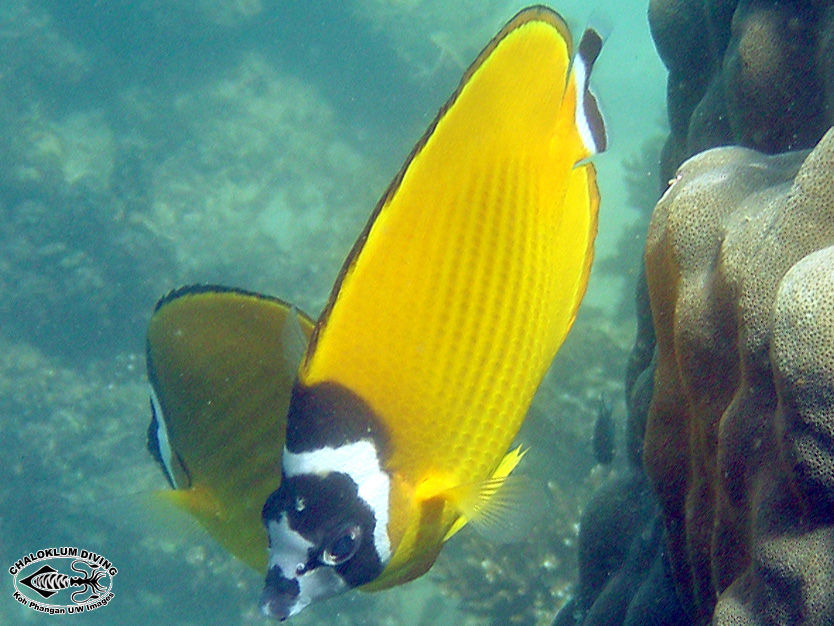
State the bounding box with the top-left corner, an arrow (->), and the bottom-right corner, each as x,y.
321,523 -> 362,566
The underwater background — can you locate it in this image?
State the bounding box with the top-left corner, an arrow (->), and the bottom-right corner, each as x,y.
1,1 -> 666,624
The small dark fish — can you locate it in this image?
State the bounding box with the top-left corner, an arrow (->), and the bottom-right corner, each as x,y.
593,393 -> 616,465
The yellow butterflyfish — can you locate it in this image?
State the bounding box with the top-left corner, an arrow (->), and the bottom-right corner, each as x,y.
260,6 -> 605,619
145,5 -> 606,621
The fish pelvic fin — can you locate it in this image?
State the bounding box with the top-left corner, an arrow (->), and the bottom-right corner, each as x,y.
441,445 -> 533,542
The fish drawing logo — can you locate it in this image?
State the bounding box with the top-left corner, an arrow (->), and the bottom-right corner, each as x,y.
9,547 -> 117,615
20,561 -> 107,601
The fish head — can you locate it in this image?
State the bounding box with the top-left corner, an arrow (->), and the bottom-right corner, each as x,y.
260,444 -> 391,620
260,382 -> 392,619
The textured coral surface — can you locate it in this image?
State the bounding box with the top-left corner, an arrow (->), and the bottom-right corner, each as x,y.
644,127 -> 834,624
649,0 -> 834,182
558,3 -> 834,624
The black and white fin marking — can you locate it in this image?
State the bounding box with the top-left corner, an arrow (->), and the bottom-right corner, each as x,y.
573,27 -> 607,155
147,386 -> 188,489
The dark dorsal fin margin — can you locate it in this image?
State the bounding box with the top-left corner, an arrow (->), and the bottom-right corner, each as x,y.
151,284 -> 315,326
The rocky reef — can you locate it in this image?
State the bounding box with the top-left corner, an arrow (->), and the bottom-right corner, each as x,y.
645,125 -> 834,625
649,0 -> 834,182
557,1 -> 834,624
559,119 -> 834,626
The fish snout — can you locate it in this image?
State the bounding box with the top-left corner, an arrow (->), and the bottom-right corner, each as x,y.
259,567 -> 303,621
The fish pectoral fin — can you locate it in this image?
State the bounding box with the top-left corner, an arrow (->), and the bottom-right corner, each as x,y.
442,446 -> 544,543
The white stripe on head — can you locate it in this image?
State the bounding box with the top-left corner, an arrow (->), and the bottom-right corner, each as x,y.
283,440 -> 391,563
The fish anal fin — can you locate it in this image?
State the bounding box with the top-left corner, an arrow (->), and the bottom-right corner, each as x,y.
146,286 -> 314,573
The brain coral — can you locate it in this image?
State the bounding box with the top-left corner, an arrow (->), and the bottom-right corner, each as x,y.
648,0 -> 834,183
643,126 -> 834,624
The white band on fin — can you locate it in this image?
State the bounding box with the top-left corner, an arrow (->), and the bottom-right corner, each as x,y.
573,28 -> 607,156
150,386 -> 181,488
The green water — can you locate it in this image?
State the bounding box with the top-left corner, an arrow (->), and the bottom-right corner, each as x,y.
0,2 -> 665,623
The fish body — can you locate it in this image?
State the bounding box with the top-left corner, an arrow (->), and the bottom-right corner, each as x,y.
145,5 -> 606,620
261,6 -> 606,619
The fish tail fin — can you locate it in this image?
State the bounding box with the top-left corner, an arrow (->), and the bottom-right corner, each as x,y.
568,26 -> 607,159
